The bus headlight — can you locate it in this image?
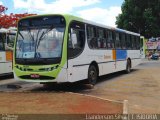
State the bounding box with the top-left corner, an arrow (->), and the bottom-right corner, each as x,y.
47,67 -> 52,71
16,65 -> 26,71
39,65 -> 58,71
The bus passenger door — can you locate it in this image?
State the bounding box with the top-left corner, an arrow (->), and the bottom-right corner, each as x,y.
67,21 -> 85,82
0,36 -> 8,74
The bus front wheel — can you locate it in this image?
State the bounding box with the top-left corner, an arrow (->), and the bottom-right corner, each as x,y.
87,65 -> 98,85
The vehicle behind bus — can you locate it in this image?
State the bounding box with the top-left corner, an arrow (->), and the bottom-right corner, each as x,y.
0,28 -> 16,76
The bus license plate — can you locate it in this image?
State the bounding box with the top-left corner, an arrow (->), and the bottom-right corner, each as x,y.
30,74 -> 40,78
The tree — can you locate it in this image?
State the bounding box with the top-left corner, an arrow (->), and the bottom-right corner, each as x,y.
116,0 -> 160,38
0,5 -> 36,28
0,5 -> 7,15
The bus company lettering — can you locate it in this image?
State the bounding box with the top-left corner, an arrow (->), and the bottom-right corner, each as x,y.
104,55 -> 111,60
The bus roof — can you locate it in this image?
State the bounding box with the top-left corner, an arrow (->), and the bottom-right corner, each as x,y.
0,28 -> 17,34
0,28 -> 8,33
19,14 -> 140,36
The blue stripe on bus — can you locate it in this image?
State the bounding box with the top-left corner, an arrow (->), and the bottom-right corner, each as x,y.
116,50 -> 127,60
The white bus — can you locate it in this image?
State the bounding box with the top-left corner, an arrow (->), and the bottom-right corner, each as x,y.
14,14 -> 141,85
0,28 -> 16,76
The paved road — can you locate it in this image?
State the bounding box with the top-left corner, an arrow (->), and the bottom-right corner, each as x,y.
0,60 -> 160,113
87,60 -> 160,113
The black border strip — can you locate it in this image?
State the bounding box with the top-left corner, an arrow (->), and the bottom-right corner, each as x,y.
98,61 -> 115,64
73,63 -> 90,67
0,72 -> 13,76
72,58 -> 141,67
0,61 -> 12,63
131,58 -> 141,60
73,61 -> 115,67
116,59 -> 126,61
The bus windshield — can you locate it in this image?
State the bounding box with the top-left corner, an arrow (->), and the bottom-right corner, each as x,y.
7,33 -> 15,48
16,16 -> 65,65
0,33 -> 5,51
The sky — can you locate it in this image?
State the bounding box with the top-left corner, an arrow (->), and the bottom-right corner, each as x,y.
0,0 -> 124,27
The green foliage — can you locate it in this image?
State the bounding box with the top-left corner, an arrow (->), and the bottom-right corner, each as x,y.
116,0 -> 160,38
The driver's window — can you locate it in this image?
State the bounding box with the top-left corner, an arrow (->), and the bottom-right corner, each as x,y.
70,28 -> 78,48
0,34 -> 5,51
5,34 -> 16,51
68,21 -> 85,59
0,40 -> 4,51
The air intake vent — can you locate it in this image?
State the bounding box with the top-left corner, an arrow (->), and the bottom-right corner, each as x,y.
19,75 -> 55,80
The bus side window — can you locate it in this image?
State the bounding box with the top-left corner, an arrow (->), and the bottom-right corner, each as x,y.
106,30 -> 115,49
6,34 -> 15,51
115,32 -> 121,49
97,28 -> 106,49
131,36 -> 136,50
134,36 -> 138,50
126,34 -> 132,49
130,35 -> 133,49
68,21 -> 85,59
121,33 -> 126,49
136,36 -> 140,50
0,41 -> 4,51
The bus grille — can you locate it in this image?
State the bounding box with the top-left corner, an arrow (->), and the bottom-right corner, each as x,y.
19,75 -> 55,80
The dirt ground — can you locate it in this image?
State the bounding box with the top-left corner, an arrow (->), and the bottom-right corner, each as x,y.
0,60 -> 159,116
0,92 -> 123,114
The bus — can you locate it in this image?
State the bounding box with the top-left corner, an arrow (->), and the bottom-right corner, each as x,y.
13,14 -> 141,85
0,28 -> 16,76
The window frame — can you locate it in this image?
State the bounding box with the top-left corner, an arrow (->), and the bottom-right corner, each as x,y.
96,27 -> 106,49
87,24 -> 97,49
136,36 -> 140,50
106,29 -> 115,50
126,34 -> 132,49
120,32 -> 126,49
115,32 -> 122,49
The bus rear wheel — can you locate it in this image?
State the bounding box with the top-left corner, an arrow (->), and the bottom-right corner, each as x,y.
126,60 -> 131,73
87,65 -> 98,85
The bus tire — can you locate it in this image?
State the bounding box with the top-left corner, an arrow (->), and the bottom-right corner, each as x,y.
126,60 -> 131,73
87,65 -> 98,85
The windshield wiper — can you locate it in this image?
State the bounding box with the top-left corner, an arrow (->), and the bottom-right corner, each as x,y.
36,25 -> 55,49
27,28 -> 35,42
18,31 -> 24,40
